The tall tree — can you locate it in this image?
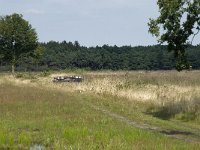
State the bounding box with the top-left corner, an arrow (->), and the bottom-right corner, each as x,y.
148,0 -> 200,71
0,13 -> 38,73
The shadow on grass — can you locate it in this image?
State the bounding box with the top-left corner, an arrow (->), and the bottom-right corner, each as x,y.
160,130 -> 192,136
146,99 -> 200,121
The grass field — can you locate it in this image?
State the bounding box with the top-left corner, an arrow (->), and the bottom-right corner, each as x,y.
0,71 -> 200,149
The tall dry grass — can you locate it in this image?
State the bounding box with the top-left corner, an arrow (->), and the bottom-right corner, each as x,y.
47,71 -> 200,120
1,71 -> 200,102
50,71 -> 200,104
0,70 -> 200,120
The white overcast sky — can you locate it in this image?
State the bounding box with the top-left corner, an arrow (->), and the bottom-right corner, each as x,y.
0,0 -> 200,46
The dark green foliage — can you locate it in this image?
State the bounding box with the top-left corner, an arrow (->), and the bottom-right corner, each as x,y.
1,40 -> 200,71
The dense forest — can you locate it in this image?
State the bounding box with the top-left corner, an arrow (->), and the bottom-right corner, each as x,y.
0,41 -> 200,71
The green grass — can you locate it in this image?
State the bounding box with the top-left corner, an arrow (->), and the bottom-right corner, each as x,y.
0,82 -> 199,149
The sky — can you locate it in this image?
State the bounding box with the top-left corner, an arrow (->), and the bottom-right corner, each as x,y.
0,0 -> 200,47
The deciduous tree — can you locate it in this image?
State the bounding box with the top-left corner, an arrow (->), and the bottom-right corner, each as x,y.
0,13 -> 38,73
148,0 -> 200,71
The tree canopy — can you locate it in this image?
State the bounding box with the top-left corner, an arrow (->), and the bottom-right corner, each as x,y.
0,13 -> 38,73
148,0 -> 200,71
1,41 -> 200,72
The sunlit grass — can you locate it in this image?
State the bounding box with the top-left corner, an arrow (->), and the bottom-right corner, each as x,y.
0,83 -> 199,149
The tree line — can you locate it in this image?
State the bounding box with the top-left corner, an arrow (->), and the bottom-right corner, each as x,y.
1,1 -> 200,73
1,41 -> 200,71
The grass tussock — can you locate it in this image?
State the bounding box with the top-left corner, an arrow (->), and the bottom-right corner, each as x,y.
147,97 -> 200,121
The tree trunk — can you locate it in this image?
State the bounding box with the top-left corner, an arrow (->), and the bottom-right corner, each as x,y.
11,54 -> 16,74
12,64 -> 15,74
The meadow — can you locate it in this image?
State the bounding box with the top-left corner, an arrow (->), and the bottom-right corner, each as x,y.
0,70 -> 200,149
